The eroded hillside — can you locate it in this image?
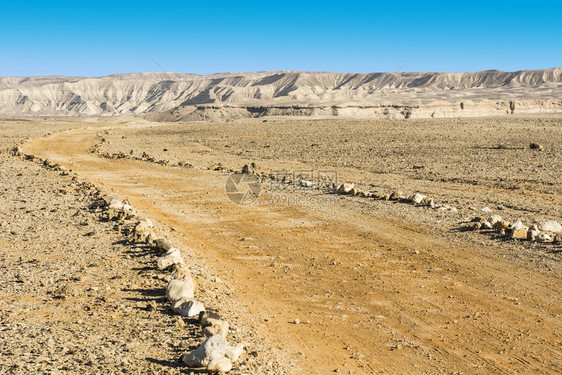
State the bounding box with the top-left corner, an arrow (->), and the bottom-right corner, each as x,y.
1,69 -> 561,119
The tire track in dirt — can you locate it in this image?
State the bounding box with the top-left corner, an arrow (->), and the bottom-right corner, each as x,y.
24,126 -> 562,374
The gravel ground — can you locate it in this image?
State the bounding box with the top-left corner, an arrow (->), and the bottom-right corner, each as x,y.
2,115 -> 560,374
99,116 -> 562,194
0,122 -> 291,374
27,119 -> 562,374
96,116 -> 562,273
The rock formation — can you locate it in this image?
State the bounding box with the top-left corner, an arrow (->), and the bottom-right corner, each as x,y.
1,69 -> 561,119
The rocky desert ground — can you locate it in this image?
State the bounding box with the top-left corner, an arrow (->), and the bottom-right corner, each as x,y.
1,113 -> 560,374
0,118 -> 291,374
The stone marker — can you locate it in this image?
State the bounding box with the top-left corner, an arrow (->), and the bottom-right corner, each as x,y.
172,298 -> 205,317
536,233 -> 552,242
183,335 -> 229,368
226,343 -> 244,362
538,221 -> 562,233
182,334 -> 244,372
207,357 -> 233,372
511,227 -> 528,240
202,317 -> 230,338
409,193 -> 426,204
166,278 -> 195,302
156,248 -> 183,270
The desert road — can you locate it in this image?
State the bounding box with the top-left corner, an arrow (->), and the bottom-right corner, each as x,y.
23,123 -> 562,374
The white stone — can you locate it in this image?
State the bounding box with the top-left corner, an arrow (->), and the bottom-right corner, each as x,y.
156,248 -> 183,270
133,221 -> 154,242
203,318 -> 230,338
489,214 -> 502,226
511,226 -> 528,240
108,200 -> 124,210
207,358 -> 232,372
538,221 -> 562,233
510,220 -> 525,231
409,193 -> 426,204
481,207 -> 491,213
299,180 -> 314,188
226,343 -> 244,363
482,222 -> 493,229
172,298 -> 205,317
183,335 -> 229,368
536,233 -> 552,242
166,278 -> 195,302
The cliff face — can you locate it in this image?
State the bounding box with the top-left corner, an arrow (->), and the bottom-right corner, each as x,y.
1,69 -> 561,119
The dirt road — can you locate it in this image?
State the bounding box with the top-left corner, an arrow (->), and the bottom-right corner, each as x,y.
24,124 -> 562,374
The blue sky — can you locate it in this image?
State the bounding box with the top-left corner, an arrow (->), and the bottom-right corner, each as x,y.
0,0 -> 560,76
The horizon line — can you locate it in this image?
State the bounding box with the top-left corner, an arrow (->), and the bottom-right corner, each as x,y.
1,67 -> 561,79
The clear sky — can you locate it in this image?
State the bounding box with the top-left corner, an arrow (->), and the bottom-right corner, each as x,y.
0,0 -> 560,76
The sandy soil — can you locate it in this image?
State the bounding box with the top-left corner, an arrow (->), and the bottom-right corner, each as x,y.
12,115 -> 561,374
1,118 -> 289,374
99,116 -> 562,246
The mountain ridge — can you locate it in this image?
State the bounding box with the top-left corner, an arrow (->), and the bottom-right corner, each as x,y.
1,68 -> 561,119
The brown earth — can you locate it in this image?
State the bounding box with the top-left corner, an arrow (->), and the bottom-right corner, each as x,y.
0,118 -> 289,374
14,115 -> 562,374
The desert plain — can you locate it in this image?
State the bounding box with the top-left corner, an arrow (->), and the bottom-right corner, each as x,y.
0,112 -> 561,374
